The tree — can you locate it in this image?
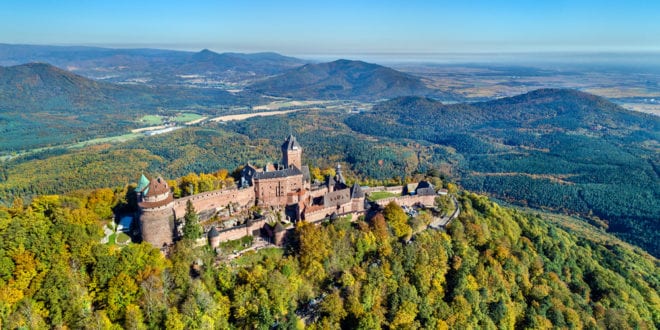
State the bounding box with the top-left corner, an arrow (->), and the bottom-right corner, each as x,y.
86,188 -> 115,219
383,202 -> 412,240
182,200 -> 202,242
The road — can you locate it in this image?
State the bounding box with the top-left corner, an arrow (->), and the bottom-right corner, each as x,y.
429,195 -> 460,230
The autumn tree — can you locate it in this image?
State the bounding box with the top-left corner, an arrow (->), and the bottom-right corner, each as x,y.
383,202 -> 412,240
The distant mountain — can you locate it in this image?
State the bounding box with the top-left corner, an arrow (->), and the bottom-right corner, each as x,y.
371,89 -> 656,131
0,44 -> 307,85
249,59 -> 450,101
0,62 -> 156,110
182,49 -> 304,75
0,63 -> 257,151
346,88 -> 660,256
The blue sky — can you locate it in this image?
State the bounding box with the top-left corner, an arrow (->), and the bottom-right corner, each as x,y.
1,0 -> 658,55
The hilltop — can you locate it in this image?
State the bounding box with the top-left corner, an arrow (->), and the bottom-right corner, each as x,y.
249,59 -> 450,101
0,185 -> 657,328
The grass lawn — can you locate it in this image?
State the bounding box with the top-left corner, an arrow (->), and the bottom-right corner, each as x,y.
116,232 -> 131,245
108,233 -> 117,245
219,235 -> 254,253
140,115 -> 164,125
367,191 -> 399,201
172,113 -> 203,123
234,248 -> 283,266
68,133 -> 140,149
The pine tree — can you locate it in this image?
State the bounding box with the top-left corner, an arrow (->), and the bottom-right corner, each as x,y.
182,200 -> 202,241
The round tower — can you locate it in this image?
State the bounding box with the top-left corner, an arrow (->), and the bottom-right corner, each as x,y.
138,176 -> 175,248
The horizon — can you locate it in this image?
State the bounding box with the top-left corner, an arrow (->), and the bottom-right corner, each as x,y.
1,1 -> 659,55
3,42 -> 660,67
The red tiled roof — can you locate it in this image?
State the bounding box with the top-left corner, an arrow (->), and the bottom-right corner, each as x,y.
147,177 -> 170,196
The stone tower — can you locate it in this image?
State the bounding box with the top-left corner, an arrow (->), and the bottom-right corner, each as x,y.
138,177 -> 175,248
281,135 -> 302,169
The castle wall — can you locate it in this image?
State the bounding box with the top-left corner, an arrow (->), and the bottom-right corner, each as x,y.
309,186 -> 329,199
375,194 -> 436,208
363,185 -> 404,194
351,197 -> 366,213
214,218 -> 270,243
172,187 -> 255,219
303,201 -> 355,223
254,174 -> 303,206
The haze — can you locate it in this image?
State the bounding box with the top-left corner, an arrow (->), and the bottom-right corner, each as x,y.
1,0 -> 659,57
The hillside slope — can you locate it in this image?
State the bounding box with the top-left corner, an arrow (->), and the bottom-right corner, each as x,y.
346,89 -> 660,256
0,190 -> 657,328
0,63 -> 252,151
249,59 -> 450,101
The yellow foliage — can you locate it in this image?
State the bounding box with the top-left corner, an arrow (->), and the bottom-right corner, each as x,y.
11,248 -> 38,291
466,274 -> 479,291
390,300 -> 418,328
0,285 -> 23,305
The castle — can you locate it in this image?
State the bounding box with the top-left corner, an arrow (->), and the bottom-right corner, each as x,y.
136,135 -> 438,248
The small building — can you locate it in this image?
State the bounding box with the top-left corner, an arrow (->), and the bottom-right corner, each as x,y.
117,215 -> 133,233
415,180 -> 436,196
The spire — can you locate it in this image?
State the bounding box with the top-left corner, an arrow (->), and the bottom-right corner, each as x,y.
335,163 -> 346,185
282,134 -> 300,151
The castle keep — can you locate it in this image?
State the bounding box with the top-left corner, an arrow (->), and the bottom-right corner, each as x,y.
136,135 -> 437,248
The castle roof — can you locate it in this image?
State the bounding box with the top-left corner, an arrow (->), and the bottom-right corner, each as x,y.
208,226 -> 219,238
253,166 -> 302,180
351,182 -> 365,199
146,177 -> 170,196
136,174 -> 150,193
415,180 -> 436,196
282,134 -> 301,151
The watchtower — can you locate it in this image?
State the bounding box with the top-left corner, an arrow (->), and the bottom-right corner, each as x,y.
281,135 -> 302,169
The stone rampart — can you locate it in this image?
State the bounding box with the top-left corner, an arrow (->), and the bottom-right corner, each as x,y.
374,194 -> 436,208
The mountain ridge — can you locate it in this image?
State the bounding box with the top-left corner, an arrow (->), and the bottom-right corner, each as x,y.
249,59 -> 453,101
0,43 -> 308,84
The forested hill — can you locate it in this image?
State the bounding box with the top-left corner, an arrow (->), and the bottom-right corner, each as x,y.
369,89 -> 658,131
0,189 -> 657,328
0,62 -> 157,110
0,62 -> 251,111
249,59 -> 452,101
0,62 -> 262,152
346,89 -> 660,256
182,49 -> 305,75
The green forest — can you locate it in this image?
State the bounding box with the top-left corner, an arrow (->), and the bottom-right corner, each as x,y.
1,88 -> 658,259
345,90 -> 660,257
0,187 -> 657,329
